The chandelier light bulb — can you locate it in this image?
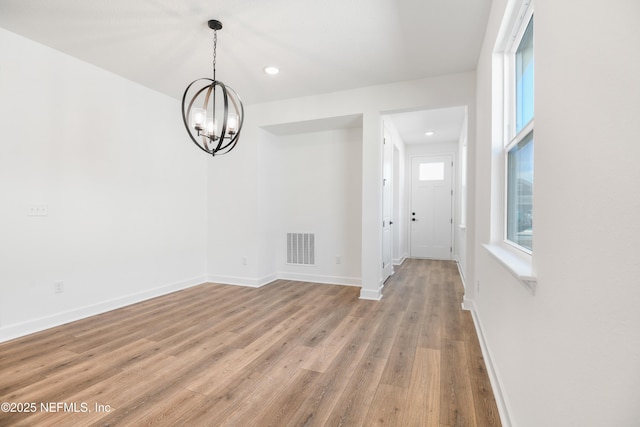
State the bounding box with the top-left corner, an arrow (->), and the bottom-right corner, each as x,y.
191,108 -> 206,131
228,114 -> 238,133
206,117 -> 216,137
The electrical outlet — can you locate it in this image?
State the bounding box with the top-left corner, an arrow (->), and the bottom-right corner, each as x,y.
27,204 -> 48,216
54,281 -> 64,294
476,280 -> 480,293
336,256 -> 342,264
242,257 -> 247,266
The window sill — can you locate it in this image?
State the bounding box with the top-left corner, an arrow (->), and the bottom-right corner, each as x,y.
482,243 -> 537,294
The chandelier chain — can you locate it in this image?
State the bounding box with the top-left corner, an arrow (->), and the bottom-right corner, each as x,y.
212,30 -> 217,81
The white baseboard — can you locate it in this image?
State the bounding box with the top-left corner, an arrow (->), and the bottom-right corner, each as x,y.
277,272 -> 361,287
359,287 -> 382,300
207,274 -> 276,288
359,278 -> 384,301
209,272 -> 360,288
0,275 -> 206,344
393,254 -> 408,266
455,258 -> 467,290
462,299 -> 512,427
258,273 -> 279,287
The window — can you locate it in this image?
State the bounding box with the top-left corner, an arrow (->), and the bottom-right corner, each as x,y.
515,17 -> 534,133
419,162 -> 445,181
505,6 -> 534,252
507,131 -> 533,250
484,0 -> 536,293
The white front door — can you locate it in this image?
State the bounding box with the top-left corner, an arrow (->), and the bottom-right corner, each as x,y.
382,128 -> 394,281
410,155 -> 453,259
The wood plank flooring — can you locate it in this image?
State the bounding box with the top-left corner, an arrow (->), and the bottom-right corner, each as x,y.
0,259 -> 500,426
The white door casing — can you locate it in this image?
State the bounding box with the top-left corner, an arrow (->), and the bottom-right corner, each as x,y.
382,127 -> 394,281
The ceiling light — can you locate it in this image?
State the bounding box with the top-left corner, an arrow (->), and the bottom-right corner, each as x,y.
425,131 -> 435,136
181,19 -> 244,157
264,66 -> 279,75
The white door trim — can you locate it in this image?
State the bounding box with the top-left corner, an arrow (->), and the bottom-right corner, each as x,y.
381,124 -> 394,281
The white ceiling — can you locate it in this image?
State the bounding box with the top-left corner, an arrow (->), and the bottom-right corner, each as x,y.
263,114 -> 363,136
0,0 -> 488,142
388,106 -> 467,145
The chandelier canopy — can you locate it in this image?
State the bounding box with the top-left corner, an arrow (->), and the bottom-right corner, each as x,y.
181,20 -> 244,156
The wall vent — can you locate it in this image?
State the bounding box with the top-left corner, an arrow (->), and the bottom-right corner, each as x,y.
287,233 -> 315,265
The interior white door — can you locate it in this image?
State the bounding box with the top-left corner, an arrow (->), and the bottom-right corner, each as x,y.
382,128 -> 394,281
410,155 -> 453,259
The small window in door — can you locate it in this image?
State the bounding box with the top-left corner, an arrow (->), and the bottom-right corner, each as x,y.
419,162 -> 445,181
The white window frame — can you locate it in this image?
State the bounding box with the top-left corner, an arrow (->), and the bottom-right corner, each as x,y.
483,0 -> 537,294
503,1 -> 534,254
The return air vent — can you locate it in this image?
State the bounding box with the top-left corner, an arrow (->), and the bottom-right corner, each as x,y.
287,233 -> 315,265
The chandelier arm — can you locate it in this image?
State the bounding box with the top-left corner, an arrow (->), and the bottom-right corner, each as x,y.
217,135 -> 240,155
215,85 -> 244,153
185,79 -> 213,112
182,79 -> 215,154
201,84 -> 215,150
216,129 -> 240,153
214,83 -> 230,153
229,86 -> 245,133
187,81 -> 214,152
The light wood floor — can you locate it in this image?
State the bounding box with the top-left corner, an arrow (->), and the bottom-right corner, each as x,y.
0,259 -> 500,426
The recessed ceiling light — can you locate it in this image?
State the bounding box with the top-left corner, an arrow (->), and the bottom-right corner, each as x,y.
425,131 -> 435,136
264,66 -> 279,75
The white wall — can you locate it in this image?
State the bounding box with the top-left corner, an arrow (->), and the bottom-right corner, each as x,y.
0,28 -> 208,341
470,0 -> 640,425
205,113 -> 262,286
265,127 -> 362,285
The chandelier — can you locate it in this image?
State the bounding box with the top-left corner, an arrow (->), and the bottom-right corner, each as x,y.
181,20 -> 244,156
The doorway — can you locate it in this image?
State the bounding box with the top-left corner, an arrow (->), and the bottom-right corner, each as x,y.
410,154 -> 453,259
